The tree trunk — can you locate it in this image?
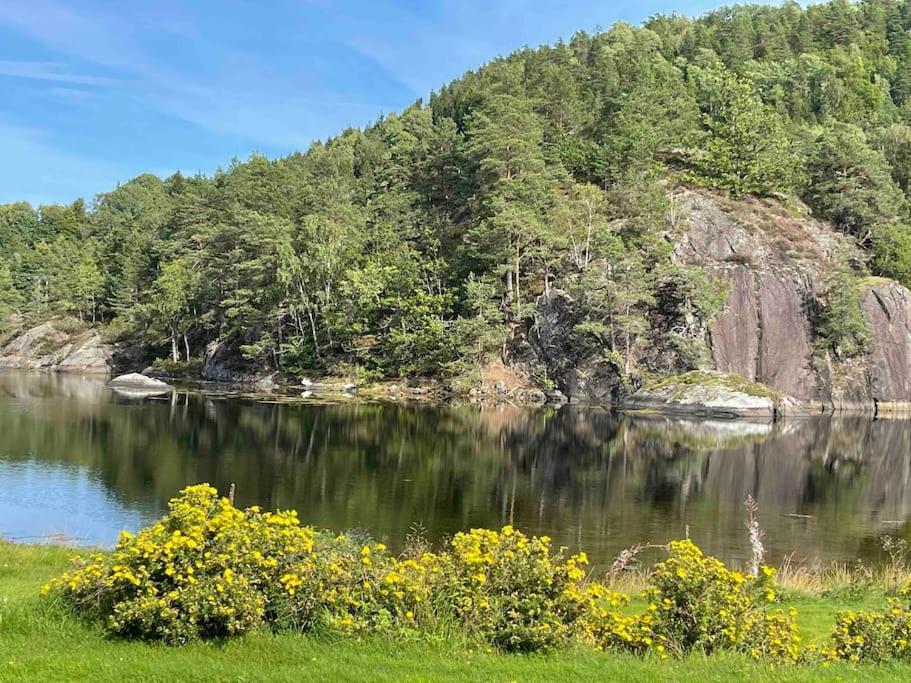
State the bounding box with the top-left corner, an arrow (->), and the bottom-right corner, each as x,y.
171,328 -> 179,362
184,333 -> 190,363
307,306 -> 321,358
514,242 -> 521,308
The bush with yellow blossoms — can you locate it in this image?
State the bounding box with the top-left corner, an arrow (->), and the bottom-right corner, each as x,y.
43,484 -> 316,642
440,526 -> 606,652
822,581 -> 911,663
590,540 -> 800,661
273,533 -> 442,635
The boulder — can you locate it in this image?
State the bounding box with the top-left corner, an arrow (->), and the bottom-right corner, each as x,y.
108,373 -> 173,395
109,373 -> 172,387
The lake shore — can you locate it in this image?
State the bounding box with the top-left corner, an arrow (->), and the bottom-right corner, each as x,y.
4,541 -> 911,682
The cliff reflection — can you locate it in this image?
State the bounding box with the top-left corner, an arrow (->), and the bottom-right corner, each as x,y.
0,372 -> 909,567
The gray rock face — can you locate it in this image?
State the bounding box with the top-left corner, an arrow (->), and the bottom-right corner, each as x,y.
202,339 -> 277,387
710,266 -> 759,380
520,291 -> 622,403
862,282 -> 911,408
756,273 -> 817,399
673,191 -> 833,402
672,191 -> 911,410
516,189 -> 911,413
0,322 -> 112,373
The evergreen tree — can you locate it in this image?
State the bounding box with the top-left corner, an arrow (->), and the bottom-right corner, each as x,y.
804,123 -> 904,243
692,66 -> 800,196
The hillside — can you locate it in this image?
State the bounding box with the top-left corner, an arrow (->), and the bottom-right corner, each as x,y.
3,0 -> 911,413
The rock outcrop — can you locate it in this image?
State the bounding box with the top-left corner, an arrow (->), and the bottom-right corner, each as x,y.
517,189 -> 911,415
0,322 -> 112,374
201,339 -> 278,388
672,191 -> 838,406
520,291 -> 623,403
677,192 -> 911,413
625,383 -> 777,419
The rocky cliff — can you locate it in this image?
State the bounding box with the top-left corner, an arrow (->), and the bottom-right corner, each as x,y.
518,189 -> 911,415
0,321 -> 112,374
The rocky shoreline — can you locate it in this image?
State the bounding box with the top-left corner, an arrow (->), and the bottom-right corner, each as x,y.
0,346 -> 906,419
4,195 -> 911,429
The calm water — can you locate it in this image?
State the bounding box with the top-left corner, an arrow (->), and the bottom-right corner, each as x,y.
1,371 -> 910,569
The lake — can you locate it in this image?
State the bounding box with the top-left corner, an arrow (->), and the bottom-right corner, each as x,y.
1,371 -> 909,570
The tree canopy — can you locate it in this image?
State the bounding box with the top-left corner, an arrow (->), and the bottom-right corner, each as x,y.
3,0 -> 911,381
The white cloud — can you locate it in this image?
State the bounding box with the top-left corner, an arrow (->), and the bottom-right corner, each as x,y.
0,60 -> 125,87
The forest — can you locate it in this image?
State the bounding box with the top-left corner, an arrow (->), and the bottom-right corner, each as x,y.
3,0 -> 911,383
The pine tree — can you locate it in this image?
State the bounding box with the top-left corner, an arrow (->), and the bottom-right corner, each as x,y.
804,123 -> 904,243
692,66 -> 800,196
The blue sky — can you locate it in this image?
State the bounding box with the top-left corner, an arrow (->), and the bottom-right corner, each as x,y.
0,0 -> 752,206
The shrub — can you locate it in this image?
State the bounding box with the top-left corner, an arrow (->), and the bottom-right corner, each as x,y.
441,526 -> 606,652
592,540 -> 801,661
274,534 -> 442,635
44,485 -> 805,661
43,484 -> 316,642
150,358 -> 203,377
823,582 -> 911,662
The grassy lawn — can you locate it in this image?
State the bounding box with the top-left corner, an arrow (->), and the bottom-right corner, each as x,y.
3,543 -> 911,682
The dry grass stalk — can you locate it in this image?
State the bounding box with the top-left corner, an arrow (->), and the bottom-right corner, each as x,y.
744,494 -> 765,578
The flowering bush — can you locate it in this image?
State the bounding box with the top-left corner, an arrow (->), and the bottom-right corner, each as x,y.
823,582 -> 911,662
440,526 -> 608,652
274,533 -> 442,635
590,540 -> 800,661
43,484 -> 315,642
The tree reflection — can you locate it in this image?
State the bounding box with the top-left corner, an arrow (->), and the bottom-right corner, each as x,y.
1,372 -> 909,567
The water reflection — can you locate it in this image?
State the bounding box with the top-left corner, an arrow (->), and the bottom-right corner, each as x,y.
0,371 -> 909,568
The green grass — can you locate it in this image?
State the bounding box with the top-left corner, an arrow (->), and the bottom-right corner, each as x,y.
3,543 -> 911,682
857,275 -> 894,292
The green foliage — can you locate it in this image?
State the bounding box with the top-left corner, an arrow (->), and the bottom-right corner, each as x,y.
0,262 -> 22,327
44,486 -> 605,652
690,66 -> 800,196
43,484 -> 314,642
442,526 -> 598,652
47,485 -> 826,664
631,540 -> 800,661
813,270 -> 873,359
804,123 -> 904,243
871,222 -> 911,288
